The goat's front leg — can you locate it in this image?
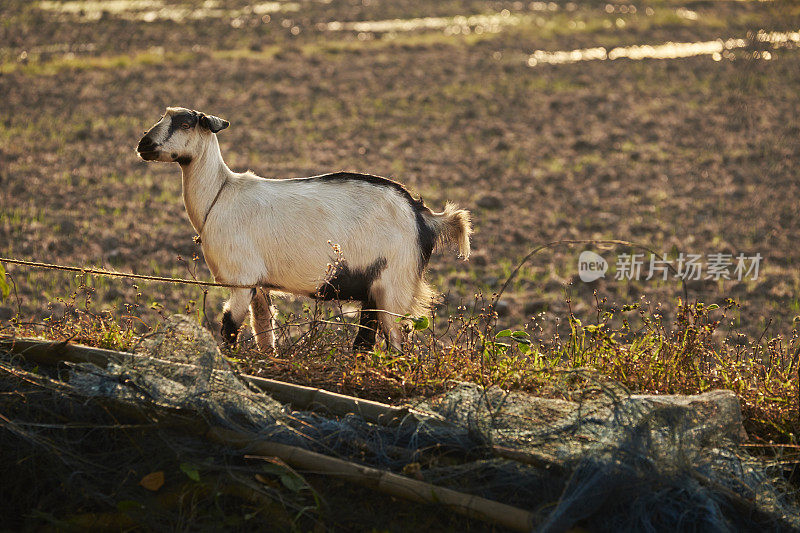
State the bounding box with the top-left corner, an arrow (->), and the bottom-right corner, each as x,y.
221,288 -> 254,347
352,298 -> 379,352
249,287 -> 276,352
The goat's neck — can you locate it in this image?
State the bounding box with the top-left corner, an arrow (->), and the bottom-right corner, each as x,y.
179,135 -> 232,234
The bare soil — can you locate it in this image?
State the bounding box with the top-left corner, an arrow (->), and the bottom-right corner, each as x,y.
1,0 -> 800,341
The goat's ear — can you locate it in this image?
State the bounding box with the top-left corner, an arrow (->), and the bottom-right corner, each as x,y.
199,114 -> 230,133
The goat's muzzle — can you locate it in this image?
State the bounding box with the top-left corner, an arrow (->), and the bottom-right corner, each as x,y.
137,136 -> 160,160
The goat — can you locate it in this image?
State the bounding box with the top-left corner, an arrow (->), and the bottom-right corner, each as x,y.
136,107 -> 471,352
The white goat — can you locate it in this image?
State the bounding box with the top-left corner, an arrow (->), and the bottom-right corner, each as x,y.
137,107 -> 471,352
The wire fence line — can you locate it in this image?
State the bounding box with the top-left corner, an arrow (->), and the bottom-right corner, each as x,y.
0,257 -> 255,289
1,238 -> 685,301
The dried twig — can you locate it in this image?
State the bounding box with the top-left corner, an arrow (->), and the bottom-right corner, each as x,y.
208,427 -> 535,532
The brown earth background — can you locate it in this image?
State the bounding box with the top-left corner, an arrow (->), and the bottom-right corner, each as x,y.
1,0 -> 799,344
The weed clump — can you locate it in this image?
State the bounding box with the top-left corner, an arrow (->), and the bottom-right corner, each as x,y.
5,282 -> 798,445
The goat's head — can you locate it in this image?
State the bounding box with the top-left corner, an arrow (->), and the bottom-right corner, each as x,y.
137,107 -> 229,164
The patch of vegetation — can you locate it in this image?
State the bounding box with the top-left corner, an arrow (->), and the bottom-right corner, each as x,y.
0,49 -> 197,76
2,0 -> 800,528
4,278 -> 798,446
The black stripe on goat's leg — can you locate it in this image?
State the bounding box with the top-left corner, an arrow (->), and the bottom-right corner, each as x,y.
353,299 -> 379,352
221,287 -> 254,347
221,310 -> 239,346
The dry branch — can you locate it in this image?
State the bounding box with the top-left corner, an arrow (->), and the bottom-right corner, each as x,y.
207,426 -> 535,532
0,336 -> 121,368
0,336 -> 447,426
243,374 -> 447,426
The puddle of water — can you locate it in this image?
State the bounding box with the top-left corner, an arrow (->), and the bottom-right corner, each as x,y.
605,4 -> 638,15
38,0 -> 161,15
316,3 -> 706,38
759,29 -> 800,46
529,2 -> 562,12
527,29 -> 799,66
321,10 -> 524,35
675,7 -> 698,21
37,0 -> 299,22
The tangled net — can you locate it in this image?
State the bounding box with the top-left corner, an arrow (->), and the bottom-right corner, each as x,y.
1,315 -> 797,531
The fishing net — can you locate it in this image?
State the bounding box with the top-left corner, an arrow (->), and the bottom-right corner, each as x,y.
1,315 -> 797,531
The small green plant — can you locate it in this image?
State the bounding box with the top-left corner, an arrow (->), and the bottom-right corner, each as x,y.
495,328 -> 532,354
0,262 -> 11,303
180,463 -> 201,482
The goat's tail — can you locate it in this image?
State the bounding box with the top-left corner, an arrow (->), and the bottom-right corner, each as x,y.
425,202 -> 472,260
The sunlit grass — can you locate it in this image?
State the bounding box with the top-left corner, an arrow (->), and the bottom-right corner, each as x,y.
0,49 -> 196,75
4,285 -> 798,445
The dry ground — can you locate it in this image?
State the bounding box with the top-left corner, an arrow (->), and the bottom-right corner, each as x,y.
1,0 -> 800,341
2,2 -> 800,529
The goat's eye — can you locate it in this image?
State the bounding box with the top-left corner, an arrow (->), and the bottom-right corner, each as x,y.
181,123 -> 191,130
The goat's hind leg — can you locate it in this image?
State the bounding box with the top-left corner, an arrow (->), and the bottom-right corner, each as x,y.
352,298 -> 378,352
374,291 -> 413,353
250,287 -> 276,352
221,288 -> 254,347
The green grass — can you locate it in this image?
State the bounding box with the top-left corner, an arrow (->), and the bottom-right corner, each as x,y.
0,49 -> 199,76
4,283 -> 798,445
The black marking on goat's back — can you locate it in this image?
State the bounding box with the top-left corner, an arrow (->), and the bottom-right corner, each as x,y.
315,257 -> 387,302
309,172 -> 437,271
313,172 -> 423,208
